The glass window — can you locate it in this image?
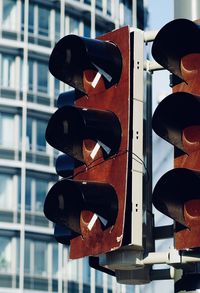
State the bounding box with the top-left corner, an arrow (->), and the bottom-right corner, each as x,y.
96,0 -> 103,10
22,3 -> 52,45
2,0 -> 17,31
21,2 -> 34,33
37,62 -> 48,93
69,17 -> 79,34
28,60 -> 34,92
25,177 -> 31,211
36,119 -> 46,152
1,54 -> 15,88
0,174 -> 14,210
54,78 -> 60,97
25,176 -> 49,213
16,237 -> 20,274
0,236 -> 12,273
34,241 -> 47,276
20,59 -> 24,91
28,60 -> 49,95
17,175 -> 21,210
95,26 -> 107,37
24,239 -> 31,274
55,11 -> 60,41
52,243 -> 58,277
21,1 -> 24,31
120,0 -> 132,25
125,285 -> 135,293
29,3 -> 34,34
25,239 -> 57,278
35,179 -> 48,212
67,259 -> 79,281
108,275 -> 113,289
26,117 -> 33,151
84,23 -> 91,38
38,7 -> 50,37
95,270 -> 103,287
83,258 -> 90,284
0,113 -> 14,147
26,117 -> 47,153
107,0 -> 112,15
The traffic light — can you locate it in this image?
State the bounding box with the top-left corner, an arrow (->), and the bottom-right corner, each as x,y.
43,26 -> 137,259
152,19 -> 200,250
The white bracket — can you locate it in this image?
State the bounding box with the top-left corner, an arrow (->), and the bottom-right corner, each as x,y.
99,248 -> 200,274
142,249 -> 200,266
144,60 -> 163,72
143,30 -> 158,42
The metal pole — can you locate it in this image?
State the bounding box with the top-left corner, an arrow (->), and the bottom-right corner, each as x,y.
174,0 -> 200,20
132,0 -> 137,28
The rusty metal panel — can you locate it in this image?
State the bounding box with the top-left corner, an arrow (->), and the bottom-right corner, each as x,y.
173,52 -> 200,250
67,26 -> 131,258
152,19 -> 200,251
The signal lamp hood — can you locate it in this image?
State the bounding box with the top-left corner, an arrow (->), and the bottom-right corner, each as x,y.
45,106 -> 122,163
44,179 -> 118,235
152,19 -> 200,81
153,168 -> 200,228
152,92 -> 200,154
49,35 -> 122,94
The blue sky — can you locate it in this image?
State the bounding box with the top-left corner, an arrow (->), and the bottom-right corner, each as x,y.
148,0 -> 174,30
147,0 -> 174,111
148,0 -> 175,187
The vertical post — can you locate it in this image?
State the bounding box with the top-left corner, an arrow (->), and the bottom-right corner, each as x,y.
132,0 -> 137,27
174,0 -> 200,20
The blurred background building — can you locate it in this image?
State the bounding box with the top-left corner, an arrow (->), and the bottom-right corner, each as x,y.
0,0 -> 148,292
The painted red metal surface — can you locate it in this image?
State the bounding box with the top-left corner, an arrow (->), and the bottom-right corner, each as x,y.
174,52 -> 200,249
69,26 -> 130,258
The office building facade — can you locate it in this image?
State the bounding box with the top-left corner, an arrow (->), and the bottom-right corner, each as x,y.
0,0 -> 147,292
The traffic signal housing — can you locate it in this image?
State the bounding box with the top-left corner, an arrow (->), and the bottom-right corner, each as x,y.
44,26 -> 136,259
152,19 -> 200,250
